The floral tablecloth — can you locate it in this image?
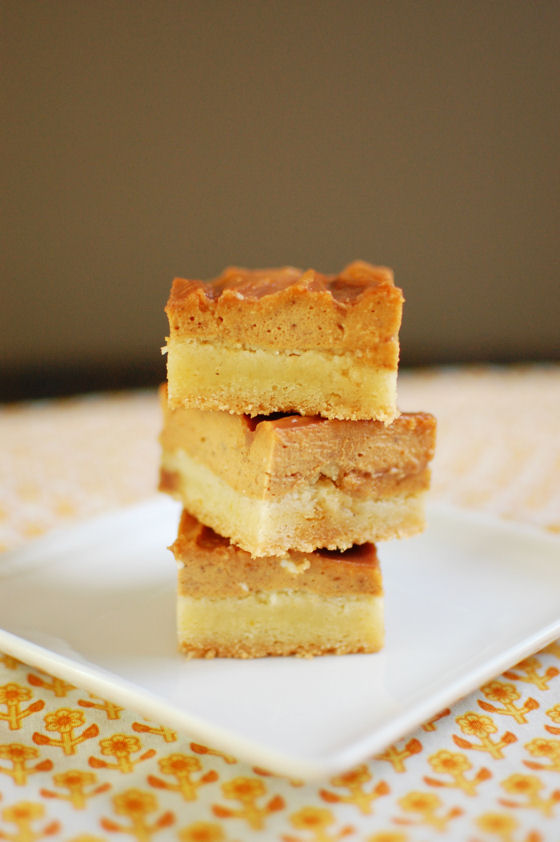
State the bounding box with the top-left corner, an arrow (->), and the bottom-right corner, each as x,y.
0,364 -> 559,841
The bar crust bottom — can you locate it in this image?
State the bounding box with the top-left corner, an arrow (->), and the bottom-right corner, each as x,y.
177,592 -> 384,659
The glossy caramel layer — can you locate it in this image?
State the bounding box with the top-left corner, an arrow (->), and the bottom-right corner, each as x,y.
159,385 -> 436,500
165,260 -> 403,354
172,511 -> 382,598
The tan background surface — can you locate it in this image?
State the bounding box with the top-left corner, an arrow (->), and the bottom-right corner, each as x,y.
2,1 -> 559,399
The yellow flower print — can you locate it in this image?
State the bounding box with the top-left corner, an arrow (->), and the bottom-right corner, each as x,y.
159,754 -> 201,776
525,738 -> 560,759
397,791 -> 463,832
0,742 -> 53,786
456,712 -> 497,736
0,800 -> 60,837
545,704 -> 560,734
454,711 -> 517,759
481,681 -> 520,703
212,775 -> 284,830
148,752 -> 218,800
478,680 -> 539,723
332,766 -> 371,787
41,768 -> 110,809
429,750 -> 471,775
1,800 -> 45,823
0,743 -> 38,762
221,776 -> 266,801
90,732 -> 155,773
320,764 -> 389,815
504,656 -> 559,690
100,733 -> 141,756
290,805 -> 333,830
53,769 -> 97,788
0,683 -> 32,704
475,811 -> 517,834
502,774 -> 542,796
425,749 -> 491,796
113,789 -> 157,816
0,683 -> 44,730
33,707 -> 99,755
178,822 -> 225,842
375,738 -> 423,772
44,708 -> 85,733
500,773 -> 560,817
399,791 -> 440,813
101,788 -> 175,837
524,737 -> 560,771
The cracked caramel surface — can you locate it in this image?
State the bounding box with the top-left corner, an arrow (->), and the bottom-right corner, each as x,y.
173,511 -> 382,598
165,260 -> 403,354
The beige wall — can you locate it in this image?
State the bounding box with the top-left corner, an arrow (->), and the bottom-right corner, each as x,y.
2,1 -> 559,394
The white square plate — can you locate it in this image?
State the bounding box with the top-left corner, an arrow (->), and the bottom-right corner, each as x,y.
1,497 -> 559,780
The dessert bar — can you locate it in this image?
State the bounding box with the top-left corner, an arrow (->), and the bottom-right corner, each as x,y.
165,261 -> 403,422
160,386 -> 436,556
172,510 -> 384,658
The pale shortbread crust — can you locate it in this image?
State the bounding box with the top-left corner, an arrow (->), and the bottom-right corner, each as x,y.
166,339 -> 398,422
177,591 -> 384,658
162,449 -> 427,555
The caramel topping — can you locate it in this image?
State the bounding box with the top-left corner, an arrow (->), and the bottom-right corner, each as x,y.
243,412 -> 323,434
172,261 -> 394,304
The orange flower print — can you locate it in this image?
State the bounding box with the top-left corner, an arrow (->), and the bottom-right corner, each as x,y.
429,750 -> 471,775
33,707 -> 99,755
40,769 -> 111,809
454,712 -> 516,759
132,721 -> 177,742
101,788 -> 175,838
100,733 -> 141,756
45,707 -> 84,732
159,754 -> 200,776
0,742 -> 53,785
375,738 -> 422,772
482,681 -> 520,704
545,704 -> 560,734
475,810 -> 519,839
222,776 -> 265,800
89,732 -> 155,773
396,791 -> 463,832
148,753 -> 218,800
178,822 -> 226,842
320,764 -> 389,814
478,680 -> 539,724
457,713 -> 497,737
189,742 -> 236,764
524,737 -> 560,772
78,694 -> 123,720
67,836 -> 107,842
27,672 -> 75,697
499,773 -> 560,817
284,805 -> 355,840
114,789 -> 157,816
0,800 -> 60,837
0,682 -> 44,730
212,776 -> 284,830
290,805 -> 335,831
424,749 -> 491,796
504,656 -> 559,690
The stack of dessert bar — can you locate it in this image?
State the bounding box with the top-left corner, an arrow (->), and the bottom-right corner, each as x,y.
159,262 -> 436,658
